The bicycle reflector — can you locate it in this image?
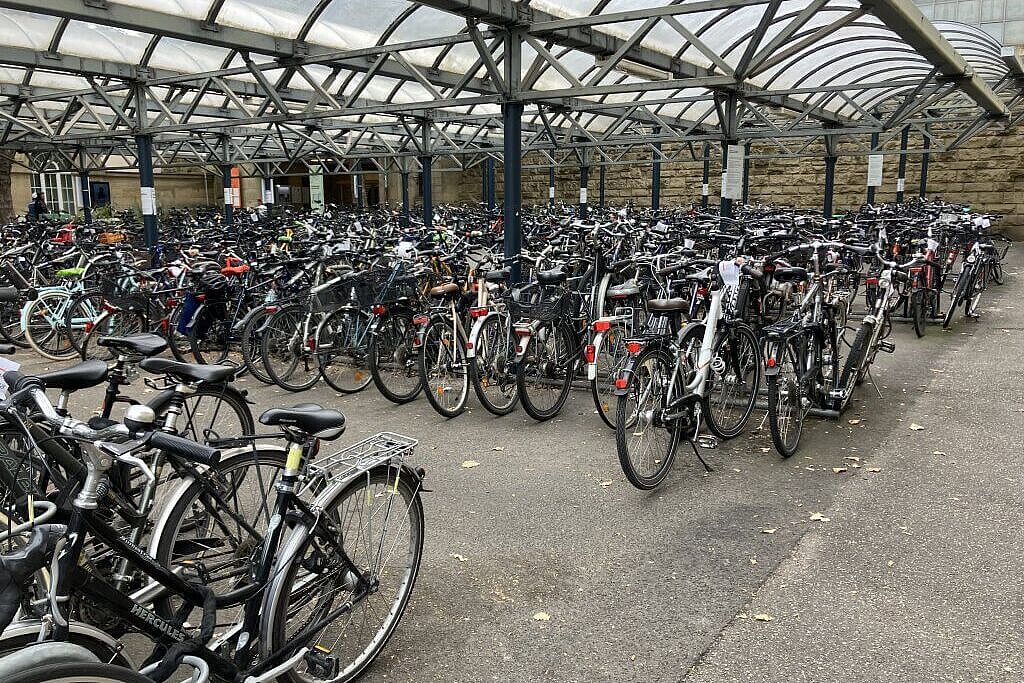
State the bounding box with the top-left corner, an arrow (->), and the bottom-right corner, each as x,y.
513,326 -> 532,337
469,307 -> 487,318
626,341 -> 643,355
593,319 -> 611,332
585,344 -> 596,363
614,376 -> 628,390
766,357 -> 777,368
412,314 -> 430,326
763,263 -> 776,274
697,287 -> 709,297
372,304 -> 387,315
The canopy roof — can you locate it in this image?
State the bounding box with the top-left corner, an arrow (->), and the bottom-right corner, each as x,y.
0,0 -> 1021,173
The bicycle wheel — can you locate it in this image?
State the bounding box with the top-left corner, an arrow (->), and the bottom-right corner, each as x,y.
240,307 -> 278,385
911,289 -> 927,338
615,346 -> 677,490
264,465 -> 424,683
516,321 -> 575,422
418,316 -> 469,418
766,340 -> 804,458
149,384 -> 254,444
703,323 -> 761,440
64,292 -> 106,358
24,290 -> 77,360
591,325 -> 629,429
262,306 -> 321,392
318,308 -> 373,394
6,662 -> 151,683
78,308 -> 146,361
965,262 -> 988,318
470,313 -> 518,416
153,446 -> 287,622
369,310 -> 422,404
190,307 -> 243,367
942,265 -> 971,329
840,321 -> 873,390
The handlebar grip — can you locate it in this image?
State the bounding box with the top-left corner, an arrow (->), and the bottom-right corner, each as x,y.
0,344 -> 14,355
2,371 -> 44,395
149,431 -> 221,467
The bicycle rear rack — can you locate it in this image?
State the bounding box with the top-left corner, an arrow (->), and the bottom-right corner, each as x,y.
305,432 -> 417,489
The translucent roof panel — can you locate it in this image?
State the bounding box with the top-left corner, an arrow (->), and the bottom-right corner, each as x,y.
59,22 -> 152,64
0,9 -> 61,52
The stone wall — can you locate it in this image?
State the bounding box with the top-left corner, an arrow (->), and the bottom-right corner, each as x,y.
446,126 -> 1024,236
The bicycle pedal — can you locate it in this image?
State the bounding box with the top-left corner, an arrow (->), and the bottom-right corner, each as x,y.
305,646 -> 340,679
695,434 -> 719,449
878,341 -> 895,353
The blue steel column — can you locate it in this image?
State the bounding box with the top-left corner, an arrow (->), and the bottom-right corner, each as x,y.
867,131 -> 879,205
823,155 -> 837,217
548,164 -> 555,209
401,167 -> 410,228
598,165 -> 606,209
651,127 -> 662,212
78,148 -> 92,223
701,142 -> 710,209
419,155 -> 432,227
919,130 -> 930,198
486,157 -> 496,213
579,162 -> 589,219
136,134 -> 157,248
503,101 -> 523,282
896,126 -> 909,203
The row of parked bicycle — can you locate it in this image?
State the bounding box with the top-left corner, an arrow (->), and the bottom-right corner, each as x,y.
0,197 -> 1010,683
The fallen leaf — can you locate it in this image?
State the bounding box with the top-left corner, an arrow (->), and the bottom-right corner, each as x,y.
533,612 -> 551,622
932,450 -> 946,456
461,460 -> 480,469
762,528 -> 778,534
450,553 -> 468,562
832,467 -> 848,474
759,447 -> 771,453
866,467 -> 881,473
848,419 -> 861,425
753,613 -> 774,622
843,456 -> 861,462
492,446 -> 505,452
909,423 -> 925,431
809,512 -> 830,522
599,480 -> 613,487
749,557 -> 757,565
887,560 -> 894,567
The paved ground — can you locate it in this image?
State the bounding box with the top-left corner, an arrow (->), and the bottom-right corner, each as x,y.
13,249 -> 1023,682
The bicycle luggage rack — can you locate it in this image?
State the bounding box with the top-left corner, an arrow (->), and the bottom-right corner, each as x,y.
304,432 -> 417,490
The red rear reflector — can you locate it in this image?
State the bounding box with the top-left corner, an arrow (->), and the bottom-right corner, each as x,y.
307,337 -> 316,350
697,287 -> 709,297
614,377 -> 628,390
372,304 -> 386,315
469,307 -> 487,318
593,320 -> 611,332
585,345 -> 596,363
866,277 -> 879,285
766,357 -> 776,368
626,342 -> 643,355
84,322 -> 93,333
412,315 -> 429,326
514,327 -> 532,337
465,341 -> 473,350
197,294 -> 206,301
763,264 -> 775,273
264,305 -> 279,313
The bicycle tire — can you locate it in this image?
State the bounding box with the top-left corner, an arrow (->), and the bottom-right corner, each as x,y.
470,313 -> 518,416
942,265 -> 971,329
911,289 -> 926,338
418,316 -> 469,418
318,308 -> 374,394
240,307 -> 277,385
516,321 -> 575,422
6,662 -> 151,683
703,323 -> 761,440
24,290 -> 77,360
263,465 -> 425,683
615,345 -> 678,490
591,325 -> 629,430
261,306 -> 322,392
767,340 -> 803,458
840,321 -> 874,390
368,310 -> 422,404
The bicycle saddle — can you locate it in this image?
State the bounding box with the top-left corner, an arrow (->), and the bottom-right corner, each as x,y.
428,282 -> 460,298
773,266 -> 809,283
606,282 -> 640,299
483,268 -> 511,283
646,298 -> 688,312
537,268 -> 567,285
139,358 -> 238,384
97,333 -> 168,357
38,360 -> 109,391
259,403 -> 346,440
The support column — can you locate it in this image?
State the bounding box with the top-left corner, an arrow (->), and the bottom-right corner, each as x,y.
823,154 -> 837,218
503,100 -> 523,282
262,172 -> 274,206
651,128 -> 662,212
482,160 -> 488,206
919,129 -> 930,198
548,164 -> 555,209
400,166 -> 411,228
77,148 -> 91,223
701,143 -> 710,210
486,157 -> 496,213
419,156 -> 432,227
579,162 -> 589,219
742,142 -> 751,205
135,134 -> 157,248
598,165 -> 606,209
222,163 -> 233,226
896,126 -> 909,203
720,141 -> 733,218
867,131 -> 879,205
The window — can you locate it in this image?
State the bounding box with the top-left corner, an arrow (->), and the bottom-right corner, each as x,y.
29,172 -> 80,215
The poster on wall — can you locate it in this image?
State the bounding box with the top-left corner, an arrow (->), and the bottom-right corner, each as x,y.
309,165 -> 325,213
867,154 -> 883,187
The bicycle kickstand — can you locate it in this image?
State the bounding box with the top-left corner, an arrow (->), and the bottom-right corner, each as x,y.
864,365 -> 883,399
